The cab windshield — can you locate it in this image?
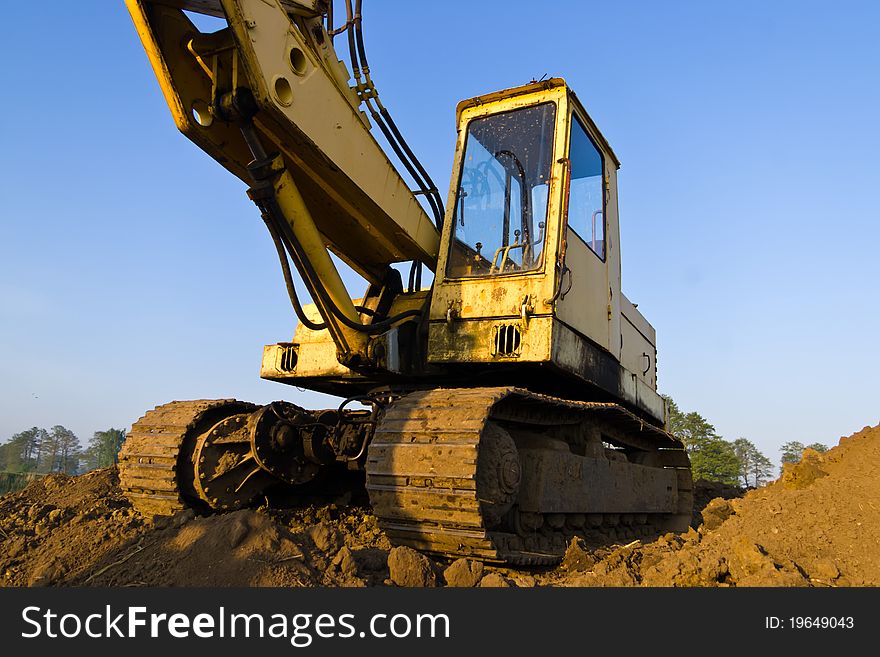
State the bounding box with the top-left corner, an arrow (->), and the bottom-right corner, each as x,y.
447,103 -> 556,278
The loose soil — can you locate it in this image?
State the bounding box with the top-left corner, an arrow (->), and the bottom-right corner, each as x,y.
2,423 -> 877,587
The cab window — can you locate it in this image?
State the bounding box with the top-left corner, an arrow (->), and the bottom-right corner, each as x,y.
568,114 -> 605,260
447,103 -> 556,278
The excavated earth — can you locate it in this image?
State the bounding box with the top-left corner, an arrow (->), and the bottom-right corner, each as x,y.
1,423 -> 878,587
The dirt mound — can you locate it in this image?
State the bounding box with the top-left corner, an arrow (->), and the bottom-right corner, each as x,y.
76,502 -> 394,587
1,423 -> 877,587
0,470 -> 391,587
691,479 -> 745,527
0,469 -> 142,586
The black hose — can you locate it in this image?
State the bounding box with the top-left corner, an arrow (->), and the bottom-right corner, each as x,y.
353,0 -> 369,71
354,8 -> 442,222
348,16 -> 442,225
346,0 -> 431,220
262,212 -> 327,331
369,108 -> 443,224
326,1 -> 333,39
352,0 -> 444,228
380,107 -> 445,226
345,0 -> 360,79
407,260 -> 417,293
242,111 -> 424,338
264,196 -> 424,334
266,205 -> 383,326
406,260 -> 423,292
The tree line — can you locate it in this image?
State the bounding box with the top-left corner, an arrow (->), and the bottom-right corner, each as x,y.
664,396 -> 827,487
0,403 -> 829,489
0,427 -> 126,476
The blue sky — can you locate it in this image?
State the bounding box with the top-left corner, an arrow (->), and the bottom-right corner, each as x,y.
1,1 -> 878,465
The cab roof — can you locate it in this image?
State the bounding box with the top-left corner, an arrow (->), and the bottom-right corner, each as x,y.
456,77 -> 620,168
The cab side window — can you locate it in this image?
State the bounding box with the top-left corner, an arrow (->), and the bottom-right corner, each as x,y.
568,114 -> 605,260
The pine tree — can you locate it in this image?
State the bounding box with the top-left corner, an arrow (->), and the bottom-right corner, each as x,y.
780,441 -> 806,466
85,428 -> 127,470
664,396 -> 740,486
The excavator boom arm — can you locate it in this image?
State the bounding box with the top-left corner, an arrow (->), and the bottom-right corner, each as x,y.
127,0 -> 440,281
127,0 -> 442,364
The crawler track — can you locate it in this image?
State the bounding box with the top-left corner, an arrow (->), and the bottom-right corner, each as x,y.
118,399 -> 256,517
120,389 -> 692,565
366,387 -> 692,565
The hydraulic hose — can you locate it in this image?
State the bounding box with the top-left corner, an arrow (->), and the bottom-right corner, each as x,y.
348,0 -> 444,228
345,0 -> 360,79
262,195 -> 424,335
380,105 -> 444,225
240,107 -> 424,339
262,211 -> 327,331
353,0 -> 444,220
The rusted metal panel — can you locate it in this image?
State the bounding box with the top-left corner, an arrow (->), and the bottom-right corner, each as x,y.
427,316 -> 554,364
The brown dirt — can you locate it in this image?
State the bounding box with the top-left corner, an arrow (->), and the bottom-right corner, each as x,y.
2,423 -> 877,587
0,472 -> 391,587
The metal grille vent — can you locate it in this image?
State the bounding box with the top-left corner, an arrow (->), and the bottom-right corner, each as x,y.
492,324 -> 522,357
278,344 -> 298,372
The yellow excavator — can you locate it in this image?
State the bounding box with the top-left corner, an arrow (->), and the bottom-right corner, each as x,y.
119,0 -> 692,564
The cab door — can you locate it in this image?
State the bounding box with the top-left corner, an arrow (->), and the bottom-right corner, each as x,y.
555,111 -> 614,352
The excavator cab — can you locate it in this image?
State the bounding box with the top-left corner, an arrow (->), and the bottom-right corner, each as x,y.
428,79 -> 660,420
